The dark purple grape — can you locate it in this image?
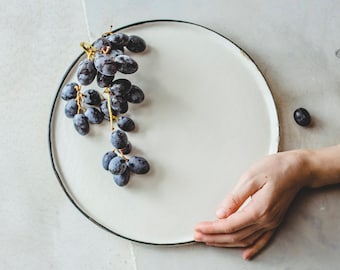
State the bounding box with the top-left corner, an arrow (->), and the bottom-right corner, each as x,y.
109,48 -> 124,58
128,156 -> 150,174
100,99 -> 118,121
294,108 -> 311,126
93,37 -> 112,52
77,59 -> 96,86
96,72 -> 114,88
114,55 -> 138,74
118,116 -> 135,132
111,130 -> 128,149
106,32 -> 129,48
61,82 -> 78,100
64,99 -> 78,118
121,141 -> 132,155
94,53 -> 117,76
73,114 -> 89,135
126,35 -> 146,53
126,85 -> 144,103
111,95 -> 128,114
108,156 -> 127,175
110,78 -> 132,96
102,151 -> 117,170
113,168 -> 130,187
83,89 -> 102,106
84,107 -> 104,124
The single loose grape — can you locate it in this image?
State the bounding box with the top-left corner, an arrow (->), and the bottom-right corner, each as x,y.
294,108 -> 311,126
128,156 -> 150,174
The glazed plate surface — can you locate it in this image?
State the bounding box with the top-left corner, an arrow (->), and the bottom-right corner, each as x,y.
49,20 -> 279,245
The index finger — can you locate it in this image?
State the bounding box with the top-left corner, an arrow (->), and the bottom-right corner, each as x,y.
195,208 -> 256,234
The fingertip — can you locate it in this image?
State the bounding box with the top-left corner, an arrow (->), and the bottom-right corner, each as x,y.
217,193 -> 243,218
242,230 -> 275,260
194,228 -> 201,234
215,208 -> 227,219
194,222 -> 204,232
193,231 -> 203,242
242,249 -> 254,260
194,221 -> 211,233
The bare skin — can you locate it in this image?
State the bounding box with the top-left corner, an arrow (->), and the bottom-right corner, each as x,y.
194,145 -> 340,260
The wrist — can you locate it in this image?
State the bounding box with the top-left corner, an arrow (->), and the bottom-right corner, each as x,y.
296,149 -> 316,188
284,149 -> 315,189
302,145 -> 340,188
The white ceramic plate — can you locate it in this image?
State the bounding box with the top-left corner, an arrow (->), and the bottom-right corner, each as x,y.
49,20 -> 279,245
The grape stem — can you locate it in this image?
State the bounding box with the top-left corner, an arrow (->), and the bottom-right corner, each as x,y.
107,97 -> 114,131
80,42 -> 97,60
75,85 -> 84,114
103,87 -> 118,131
103,87 -> 128,160
119,149 -> 129,161
100,46 -> 111,54
102,25 -> 114,37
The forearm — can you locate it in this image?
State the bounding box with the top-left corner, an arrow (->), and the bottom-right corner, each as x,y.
301,144 -> 340,188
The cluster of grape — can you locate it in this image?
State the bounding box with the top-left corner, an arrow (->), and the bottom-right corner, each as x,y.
60,30 -> 150,187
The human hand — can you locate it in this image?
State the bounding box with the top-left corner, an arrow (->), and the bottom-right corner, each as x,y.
194,150 -> 310,260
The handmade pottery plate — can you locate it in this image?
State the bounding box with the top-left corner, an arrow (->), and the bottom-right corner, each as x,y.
49,20 -> 279,245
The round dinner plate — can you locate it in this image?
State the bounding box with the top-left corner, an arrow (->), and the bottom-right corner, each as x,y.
49,20 -> 279,245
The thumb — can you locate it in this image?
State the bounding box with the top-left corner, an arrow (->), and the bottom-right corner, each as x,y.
216,175 -> 262,219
